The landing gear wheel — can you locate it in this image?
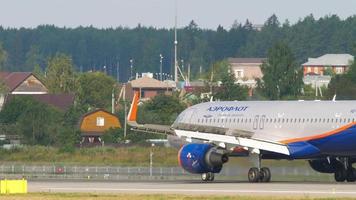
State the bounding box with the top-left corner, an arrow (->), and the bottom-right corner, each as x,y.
260,167 -> 271,182
208,172 -> 215,181
201,172 -> 214,182
334,168 -> 347,182
248,167 -> 260,182
346,169 -> 356,182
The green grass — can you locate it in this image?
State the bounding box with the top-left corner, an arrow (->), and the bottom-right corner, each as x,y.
0,145 -> 311,168
0,146 -> 179,166
1,193 -> 356,200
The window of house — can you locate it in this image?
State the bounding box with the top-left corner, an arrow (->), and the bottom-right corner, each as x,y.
96,117 -> 105,126
234,69 -> 244,79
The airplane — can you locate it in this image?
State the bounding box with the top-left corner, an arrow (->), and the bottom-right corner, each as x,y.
128,91 -> 356,183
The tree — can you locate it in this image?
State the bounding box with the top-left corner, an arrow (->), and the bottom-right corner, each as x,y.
0,42 -> 7,70
137,94 -> 186,125
76,72 -> 116,109
257,42 -> 303,100
45,53 -> 76,93
0,96 -> 63,145
327,52 -> 356,100
214,72 -> 248,101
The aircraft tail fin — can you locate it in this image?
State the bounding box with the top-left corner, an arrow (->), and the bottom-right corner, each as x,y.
128,90 -> 140,122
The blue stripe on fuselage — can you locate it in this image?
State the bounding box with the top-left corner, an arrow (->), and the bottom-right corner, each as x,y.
286,125 -> 356,159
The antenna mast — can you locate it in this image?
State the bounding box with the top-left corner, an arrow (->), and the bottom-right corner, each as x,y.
174,0 -> 178,83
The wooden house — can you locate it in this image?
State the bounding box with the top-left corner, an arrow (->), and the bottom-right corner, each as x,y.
79,109 -> 121,145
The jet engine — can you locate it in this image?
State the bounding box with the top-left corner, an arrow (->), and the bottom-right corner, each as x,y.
178,143 -> 229,174
308,158 -> 342,173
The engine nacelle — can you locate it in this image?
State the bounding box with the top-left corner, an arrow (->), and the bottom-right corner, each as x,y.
308,158 -> 342,173
178,143 -> 229,174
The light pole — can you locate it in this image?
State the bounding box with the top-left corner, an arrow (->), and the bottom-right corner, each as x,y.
159,54 -> 163,81
150,143 -> 155,177
130,59 -> 133,80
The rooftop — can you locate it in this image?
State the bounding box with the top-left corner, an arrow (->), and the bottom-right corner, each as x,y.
228,57 -> 266,64
0,72 -> 36,92
302,54 -> 354,66
5,94 -> 74,111
130,76 -> 175,89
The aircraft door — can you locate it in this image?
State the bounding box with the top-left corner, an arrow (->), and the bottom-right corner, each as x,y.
253,115 -> 259,130
259,115 -> 265,129
185,108 -> 197,123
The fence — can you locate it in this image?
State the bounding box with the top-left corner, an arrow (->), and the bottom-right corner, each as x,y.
0,164 -> 334,182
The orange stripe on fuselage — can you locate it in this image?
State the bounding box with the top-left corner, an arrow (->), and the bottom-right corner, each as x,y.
280,122 -> 356,144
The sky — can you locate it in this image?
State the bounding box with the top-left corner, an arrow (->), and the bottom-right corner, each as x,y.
0,0 -> 356,29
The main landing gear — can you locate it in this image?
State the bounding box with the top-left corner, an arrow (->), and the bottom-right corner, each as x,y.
248,167 -> 271,182
201,172 -> 215,181
334,157 -> 356,182
248,154 -> 271,182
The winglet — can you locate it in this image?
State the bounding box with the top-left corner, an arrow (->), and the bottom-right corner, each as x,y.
128,91 -> 140,122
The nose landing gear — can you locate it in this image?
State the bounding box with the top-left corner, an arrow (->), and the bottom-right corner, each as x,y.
201,172 -> 215,182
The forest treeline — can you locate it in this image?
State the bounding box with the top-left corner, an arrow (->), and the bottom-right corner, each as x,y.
0,14 -> 356,81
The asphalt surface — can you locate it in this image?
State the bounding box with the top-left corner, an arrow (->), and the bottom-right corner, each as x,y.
29,180 -> 356,197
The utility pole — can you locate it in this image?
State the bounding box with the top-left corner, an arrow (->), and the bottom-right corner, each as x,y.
111,88 -> 115,113
123,84 -> 127,139
187,63 -> 191,84
130,59 -> 133,81
160,54 -> 163,81
116,61 -> 120,82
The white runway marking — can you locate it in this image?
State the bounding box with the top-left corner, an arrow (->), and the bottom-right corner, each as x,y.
28,181 -> 356,197
42,187 -> 356,195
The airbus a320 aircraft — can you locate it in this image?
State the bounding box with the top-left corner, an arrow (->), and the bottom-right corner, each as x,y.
128,91 -> 356,182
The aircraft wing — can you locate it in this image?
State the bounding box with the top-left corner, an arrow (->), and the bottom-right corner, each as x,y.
174,129 -> 290,155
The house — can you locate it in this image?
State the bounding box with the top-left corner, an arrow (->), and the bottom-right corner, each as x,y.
228,57 -> 265,88
125,74 -> 175,101
0,72 -> 74,111
5,94 -> 74,111
79,109 -> 121,145
0,72 -> 48,109
302,54 -> 354,76
0,72 -> 48,94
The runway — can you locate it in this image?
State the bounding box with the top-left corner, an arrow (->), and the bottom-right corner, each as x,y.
29,180 -> 356,197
